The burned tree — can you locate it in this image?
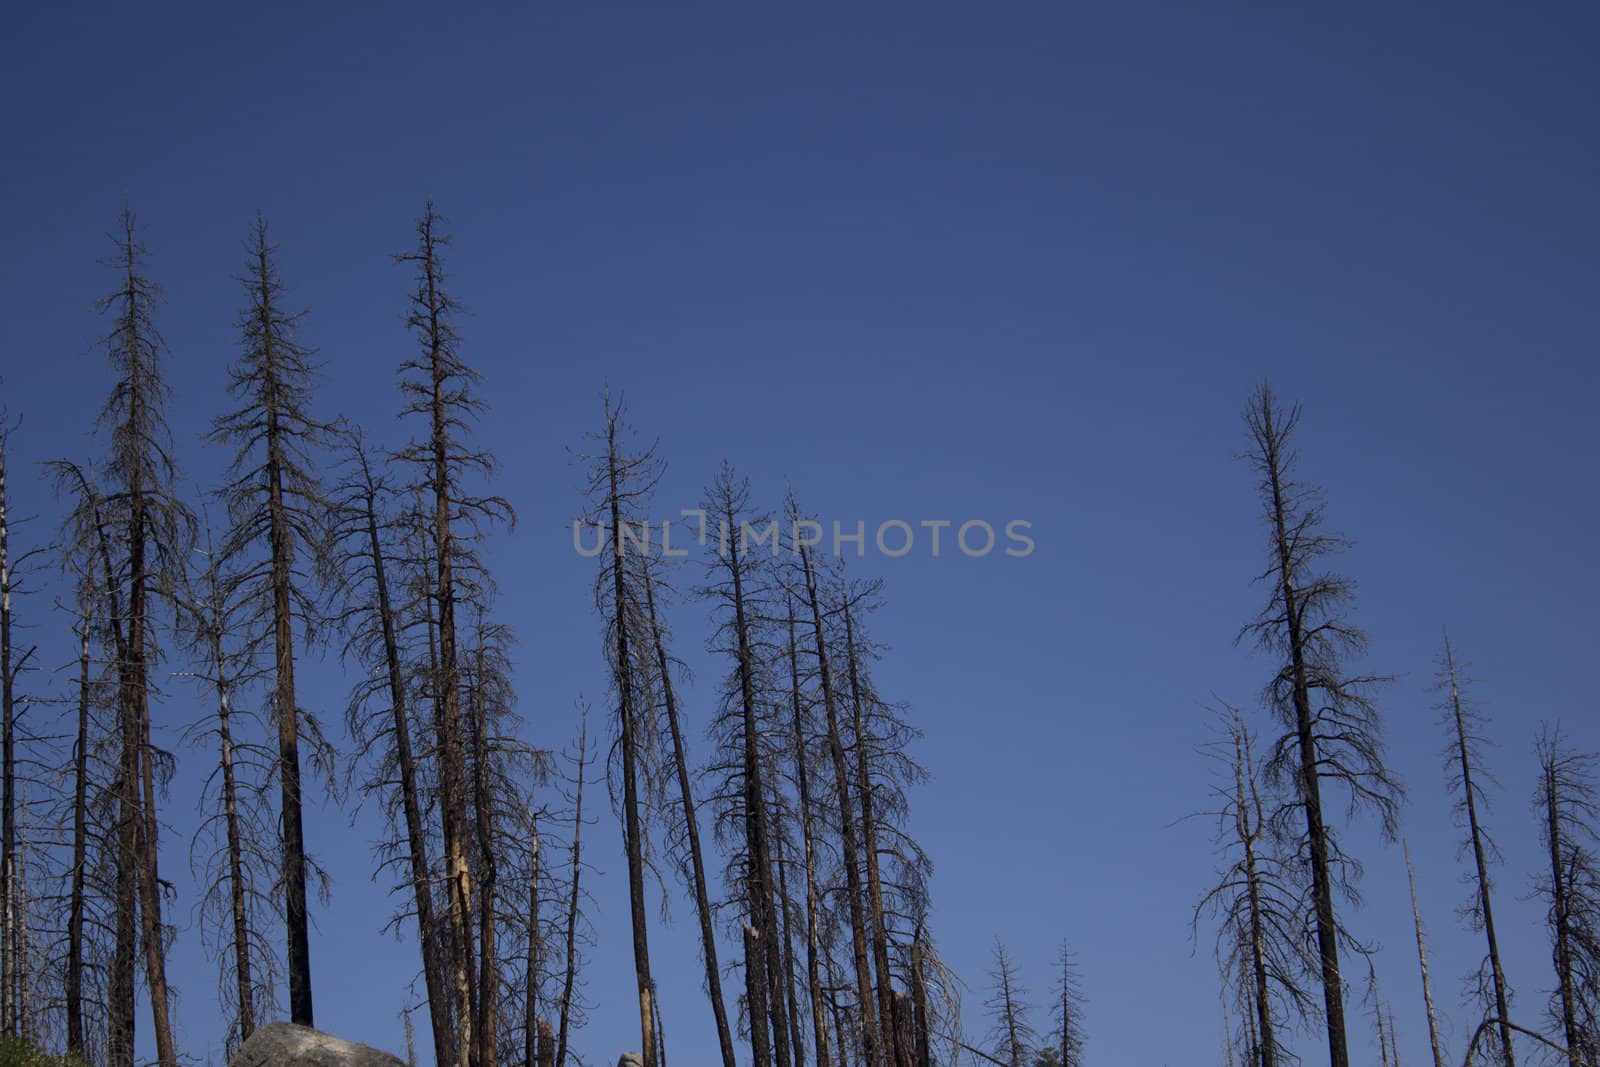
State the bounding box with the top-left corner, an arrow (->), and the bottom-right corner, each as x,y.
392,200 -> 513,1066
984,941 -> 1035,1067
702,465 -> 790,1067
1048,943 -> 1085,1067
1535,728 -> 1600,1067
209,214 -> 329,1028
1434,636 -> 1514,1066
88,210 -> 194,1067
330,428 -> 454,1067
1237,381 -> 1402,1067
787,491 -> 880,1067
1194,708 -> 1312,1067
1404,841 -> 1447,1067
177,521 -> 283,1055
636,548 -> 739,1067
580,395 -> 663,1067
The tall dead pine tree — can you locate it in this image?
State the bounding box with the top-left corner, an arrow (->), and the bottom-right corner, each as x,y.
582,396 -> 660,1067
1536,729 -> 1600,1067
330,430 -> 453,1067
788,491 -> 880,1067
210,214 -> 327,1027
94,210 -> 192,1067
639,551 -> 738,1067
1404,842 -> 1446,1067
394,201 -> 512,1066
1434,636 -> 1514,1066
985,941 -> 1035,1067
1238,382 -> 1401,1067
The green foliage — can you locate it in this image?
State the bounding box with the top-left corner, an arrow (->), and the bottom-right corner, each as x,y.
0,1037 -> 87,1067
1032,1049 -> 1063,1067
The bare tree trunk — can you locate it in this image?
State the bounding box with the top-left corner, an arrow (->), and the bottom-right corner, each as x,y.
842,591 -> 898,1067
1405,842 -> 1446,1067
788,598 -> 832,1067
267,368 -> 314,1030
770,765 -> 807,1067
208,616 -> 256,1043
642,572 -> 737,1067
471,632 -> 500,1067
1543,761 -> 1581,1067
746,923 -> 773,1067
719,489 -> 789,1067
358,467 -> 454,1067
910,935 -> 931,1067
1441,639 -> 1514,1067
795,532 -> 879,1067
0,430 -> 15,1039
555,717 -> 588,1067
605,430 -> 656,1067
66,615 -> 91,1057
525,820 -> 541,1067
1259,402 -> 1348,1067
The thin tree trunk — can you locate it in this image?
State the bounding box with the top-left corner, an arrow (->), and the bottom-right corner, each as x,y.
1442,640 -> 1515,1067
1405,842 -> 1446,1067
1544,766 -> 1581,1067
797,538 -> 880,1067
555,718 -> 588,1067
361,477 -> 453,1067
1264,435 -> 1348,1067
788,598 -> 831,1067
770,766 -> 807,1067
472,633 -> 500,1067
66,617 -> 90,1057
1233,724 -> 1276,1067
842,592 -> 898,1067
606,435 -> 655,1067
208,616 -> 256,1043
0,433 -> 15,1039
524,820 -> 540,1067
722,495 -> 789,1067
261,296 -> 315,1027
419,216 -> 477,1067
643,574 -> 737,1067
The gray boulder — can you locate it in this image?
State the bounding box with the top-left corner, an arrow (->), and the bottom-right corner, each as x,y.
232,1021 -> 405,1067
618,1054 -> 645,1067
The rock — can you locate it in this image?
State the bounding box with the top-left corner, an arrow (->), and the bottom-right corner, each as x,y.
232,1021 -> 406,1067
618,1053 -> 645,1067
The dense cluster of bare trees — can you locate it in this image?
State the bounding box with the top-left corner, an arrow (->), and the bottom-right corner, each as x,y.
2,205 -> 1594,1067
1194,383 -> 1600,1067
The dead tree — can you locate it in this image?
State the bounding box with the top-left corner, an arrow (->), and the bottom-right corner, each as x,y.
555,708 -> 594,1067
1536,728 -> 1600,1067
1237,381 -> 1402,1067
209,214 -> 329,1028
1048,943 -> 1085,1067
581,395 -> 662,1067
178,521 -> 283,1055
329,428 -> 453,1067
1193,709 -> 1313,1067
782,593 -> 831,1067
702,465 -> 790,1067
984,941 -> 1035,1067
788,490 -> 880,1067
50,462 -> 124,1065
1434,636 -> 1514,1066
89,210 -> 194,1067
393,201 -> 513,1066
637,551 -> 739,1067
1404,841 -> 1447,1067
0,418 -> 27,1039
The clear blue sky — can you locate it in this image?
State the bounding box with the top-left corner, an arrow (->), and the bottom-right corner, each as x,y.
3,4 -> 1597,1065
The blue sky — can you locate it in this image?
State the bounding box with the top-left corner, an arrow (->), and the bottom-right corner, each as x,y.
2,3 -> 1597,1065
